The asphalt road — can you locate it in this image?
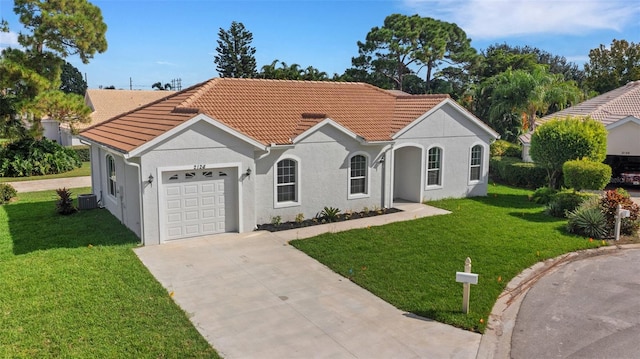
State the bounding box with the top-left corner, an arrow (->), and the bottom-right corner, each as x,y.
511,249 -> 640,359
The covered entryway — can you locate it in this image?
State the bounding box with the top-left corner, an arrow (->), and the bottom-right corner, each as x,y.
161,168 -> 237,241
392,145 -> 422,203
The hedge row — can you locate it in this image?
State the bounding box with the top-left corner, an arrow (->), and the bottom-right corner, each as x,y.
489,156 -> 547,188
71,145 -> 91,162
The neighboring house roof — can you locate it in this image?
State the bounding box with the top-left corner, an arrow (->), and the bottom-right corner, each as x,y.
521,80 -> 640,143
76,89 -> 175,130
80,78 -> 462,153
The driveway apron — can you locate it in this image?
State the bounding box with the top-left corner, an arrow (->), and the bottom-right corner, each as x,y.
135,231 -> 480,358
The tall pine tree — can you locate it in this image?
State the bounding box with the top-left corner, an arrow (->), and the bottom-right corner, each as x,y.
214,22 -> 257,78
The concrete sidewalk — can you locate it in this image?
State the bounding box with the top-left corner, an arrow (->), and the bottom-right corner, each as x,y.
135,203 -> 482,359
6,176 -> 91,192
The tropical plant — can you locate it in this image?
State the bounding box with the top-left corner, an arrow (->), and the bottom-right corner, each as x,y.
546,190 -> 596,218
566,198 -> 607,239
599,189 -> 640,236
56,187 -> 77,215
0,138 -> 81,177
529,187 -> 557,205
320,206 -> 341,222
0,183 -> 17,204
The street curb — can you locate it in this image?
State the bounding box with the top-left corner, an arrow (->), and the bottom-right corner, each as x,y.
476,242 -> 640,359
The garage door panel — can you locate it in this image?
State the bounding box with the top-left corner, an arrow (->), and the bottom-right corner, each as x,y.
163,168 -> 237,241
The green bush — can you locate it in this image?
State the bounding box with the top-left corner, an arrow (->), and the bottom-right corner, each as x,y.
529,187 -> 558,205
72,145 -> 91,162
566,197 -> 607,238
490,140 -> 521,158
489,156 -> 547,188
563,159 -> 611,191
600,189 -> 640,236
0,183 -> 17,204
0,138 -> 81,177
547,190 -> 597,218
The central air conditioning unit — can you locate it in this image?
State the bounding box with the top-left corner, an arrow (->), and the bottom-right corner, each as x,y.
78,194 -> 98,210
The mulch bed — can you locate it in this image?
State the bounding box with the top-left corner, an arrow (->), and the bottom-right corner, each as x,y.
256,208 -> 402,232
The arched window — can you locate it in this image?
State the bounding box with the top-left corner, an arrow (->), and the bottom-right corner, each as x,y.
276,159 -> 297,203
470,145 -> 483,181
349,154 -> 368,195
106,155 -> 117,197
427,147 -> 442,186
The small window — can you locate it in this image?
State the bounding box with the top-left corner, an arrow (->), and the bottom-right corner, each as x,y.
203,171 -> 213,178
168,174 -> 179,180
106,155 -> 116,197
185,172 -> 196,179
427,147 -> 442,186
349,155 -> 367,195
470,145 -> 482,181
277,159 -> 297,203
218,171 -> 227,177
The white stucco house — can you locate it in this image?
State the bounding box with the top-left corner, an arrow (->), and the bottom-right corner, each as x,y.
520,80 -> 640,163
79,78 -> 499,245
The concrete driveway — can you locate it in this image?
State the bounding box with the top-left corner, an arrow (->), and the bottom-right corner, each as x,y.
135,208 -> 481,358
511,248 -> 640,358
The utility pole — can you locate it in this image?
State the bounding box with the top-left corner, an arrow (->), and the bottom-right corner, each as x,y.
130,77 -> 133,90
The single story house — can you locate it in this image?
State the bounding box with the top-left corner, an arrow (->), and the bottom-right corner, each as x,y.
43,89 -> 174,146
79,78 -> 499,245
520,80 -> 640,167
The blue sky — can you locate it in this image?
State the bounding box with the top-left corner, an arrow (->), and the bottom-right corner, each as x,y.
1,0 -> 639,90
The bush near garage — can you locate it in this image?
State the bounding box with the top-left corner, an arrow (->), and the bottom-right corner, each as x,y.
547,190 -> 597,218
600,189 -> 640,236
71,145 -> 91,162
563,159 -> 612,191
0,138 -> 81,177
0,183 -> 17,204
490,139 -> 522,158
489,156 -> 547,188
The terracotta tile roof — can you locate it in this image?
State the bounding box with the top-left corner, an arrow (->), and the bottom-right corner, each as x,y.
80,78 -> 450,153
521,81 -> 640,143
80,89 -> 175,130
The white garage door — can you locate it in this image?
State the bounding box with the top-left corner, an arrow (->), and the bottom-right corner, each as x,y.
162,168 -> 236,241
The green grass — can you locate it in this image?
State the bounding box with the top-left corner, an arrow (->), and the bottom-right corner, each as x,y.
0,162 -> 91,183
0,188 -> 219,358
291,184 -> 603,333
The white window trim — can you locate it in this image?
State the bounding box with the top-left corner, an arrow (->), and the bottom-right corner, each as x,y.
348,152 -> 371,199
274,155 -> 301,208
468,143 -> 485,184
425,145 -> 444,190
106,154 -> 117,199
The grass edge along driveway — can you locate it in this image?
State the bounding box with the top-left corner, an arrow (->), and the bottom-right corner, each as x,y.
0,188 -> 220,358
291,184 -> 602,333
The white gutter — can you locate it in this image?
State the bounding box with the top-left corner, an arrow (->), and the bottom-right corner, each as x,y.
123,157 -> 145,246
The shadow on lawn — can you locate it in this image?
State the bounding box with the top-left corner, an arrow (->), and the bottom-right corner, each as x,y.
469,193 -> 540,210
5,199 -> 139,255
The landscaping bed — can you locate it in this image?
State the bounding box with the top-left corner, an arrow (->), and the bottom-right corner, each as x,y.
257,207 -> 402,232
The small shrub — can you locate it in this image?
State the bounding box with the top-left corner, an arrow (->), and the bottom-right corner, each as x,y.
547,191 -> 596,218
529,187 -> 557,204
0,183 -> 17,204
489,156 -> 547,188
490,139 -> 521,158
56,187 -> 77,215
566,198 -> 607,239
270,215 -> 282,226
563,159 -> 611,191
72,145 -> 91,162
599,189 -> 640,236
295,213 -> 305,223
320,206 -> 341,222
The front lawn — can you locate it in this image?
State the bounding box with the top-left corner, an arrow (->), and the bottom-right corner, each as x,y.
0,162 -> 91,182
0,189 -> 219,358
291,184 -> 602,333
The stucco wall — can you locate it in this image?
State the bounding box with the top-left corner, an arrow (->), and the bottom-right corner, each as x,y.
139,121 -> 256,244
395,105 -> 493,201
254,125 -> 386,225
608,121 -> 640,156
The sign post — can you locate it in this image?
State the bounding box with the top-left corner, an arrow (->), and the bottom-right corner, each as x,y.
456,257 -> 478,314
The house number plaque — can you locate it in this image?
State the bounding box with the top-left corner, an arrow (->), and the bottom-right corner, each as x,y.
193,165 -> 206,169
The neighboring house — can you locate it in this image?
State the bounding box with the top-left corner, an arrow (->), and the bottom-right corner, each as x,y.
79,78 -> 499,245
520,81 -> 640,164
43,89 -> 174,146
